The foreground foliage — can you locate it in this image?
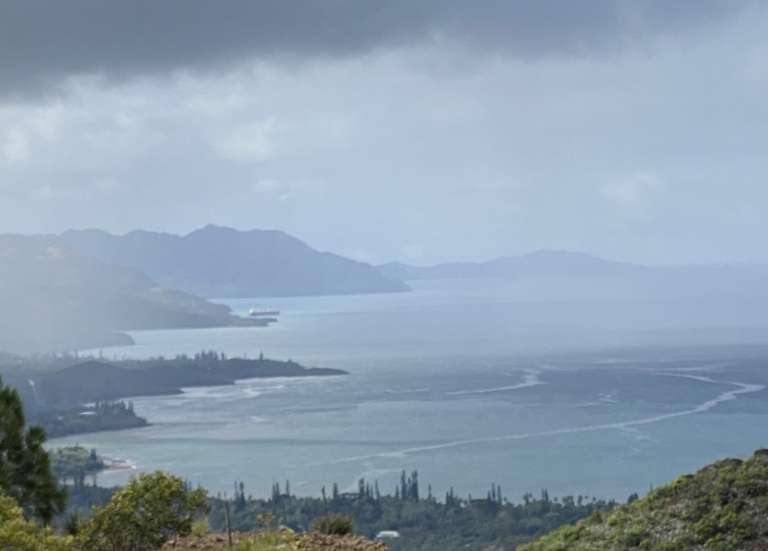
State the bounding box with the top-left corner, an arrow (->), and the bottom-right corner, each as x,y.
162,530 -> 388,551
521,449 -> 768,551
78,472 -> 208,551
0,494 -> 72,551
66,477 -> 615,550
203,477 -> 616,550
0,376 -> 65,523
0,471 -> 209,551
311,513 -> 355,536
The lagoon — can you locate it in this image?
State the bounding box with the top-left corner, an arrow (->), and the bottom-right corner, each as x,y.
52,279 -> 768,502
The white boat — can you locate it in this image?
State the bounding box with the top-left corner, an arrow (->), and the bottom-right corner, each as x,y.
248,307 -> 280,317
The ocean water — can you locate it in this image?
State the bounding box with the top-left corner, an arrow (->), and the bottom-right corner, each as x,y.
51,279 -> 768,502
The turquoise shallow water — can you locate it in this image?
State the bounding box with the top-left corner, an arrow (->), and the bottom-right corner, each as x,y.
51,279 -> 768,502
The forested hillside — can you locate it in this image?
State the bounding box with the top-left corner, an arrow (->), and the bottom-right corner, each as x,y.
522,449 -> 768,551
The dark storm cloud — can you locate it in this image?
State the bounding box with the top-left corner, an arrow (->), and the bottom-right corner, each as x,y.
0,0 -> 753,96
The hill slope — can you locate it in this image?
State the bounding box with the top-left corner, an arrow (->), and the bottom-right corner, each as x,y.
62,225 -> 409,298
0,235 -> 252,353
521,449 -> 768,551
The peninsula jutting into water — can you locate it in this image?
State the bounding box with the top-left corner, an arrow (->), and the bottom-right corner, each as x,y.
0,351 -> 346,437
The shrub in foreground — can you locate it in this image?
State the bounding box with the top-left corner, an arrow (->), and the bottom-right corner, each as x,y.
0,493 -> 72,551
312,514 -> 355,536
78,471 -> 208,551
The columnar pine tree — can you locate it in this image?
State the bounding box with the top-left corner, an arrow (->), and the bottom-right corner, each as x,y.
0,377 -> 65,523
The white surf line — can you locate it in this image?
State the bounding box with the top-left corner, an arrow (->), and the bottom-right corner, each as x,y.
312,376 -> 765,466
447,369 -> 545,396
660,364 -> 729,373
662,373 -> 719,384
598,392 -> 617,404
383,387 -> 430,394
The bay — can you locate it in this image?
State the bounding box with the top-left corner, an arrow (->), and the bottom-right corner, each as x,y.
51,279 -> 768,501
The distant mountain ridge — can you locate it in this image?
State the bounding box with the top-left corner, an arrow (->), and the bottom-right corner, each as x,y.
62,225 -> 409,298
378,250 -> 768,303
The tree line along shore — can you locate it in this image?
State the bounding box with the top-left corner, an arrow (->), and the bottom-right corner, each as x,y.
0,350 -> 346,438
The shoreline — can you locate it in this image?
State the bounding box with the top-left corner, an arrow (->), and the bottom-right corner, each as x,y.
11,353 -> 347,439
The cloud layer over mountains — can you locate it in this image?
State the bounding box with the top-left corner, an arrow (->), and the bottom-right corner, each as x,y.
1,1 -> 767,264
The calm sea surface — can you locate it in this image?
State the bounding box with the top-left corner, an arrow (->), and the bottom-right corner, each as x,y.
51,279 -> 768,501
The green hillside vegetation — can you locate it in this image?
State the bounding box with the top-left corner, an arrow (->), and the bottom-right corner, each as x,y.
202,474 -> 616,550
521,449 -> 768,551
65,472 -> 615,550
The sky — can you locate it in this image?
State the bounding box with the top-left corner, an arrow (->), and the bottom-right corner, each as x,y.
0,1 -> 767,265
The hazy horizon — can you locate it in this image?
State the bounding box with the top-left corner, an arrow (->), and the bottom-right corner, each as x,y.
8,223 -> 768,269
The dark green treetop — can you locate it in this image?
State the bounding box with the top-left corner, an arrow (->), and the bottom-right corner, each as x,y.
0,376 -> 65,523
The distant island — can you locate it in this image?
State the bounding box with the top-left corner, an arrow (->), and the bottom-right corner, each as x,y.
378,250 -> 640,280
1,351 -> 347,437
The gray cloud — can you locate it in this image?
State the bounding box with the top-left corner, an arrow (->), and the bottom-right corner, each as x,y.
1,1 -> 767,265
0,0 -> 754,96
